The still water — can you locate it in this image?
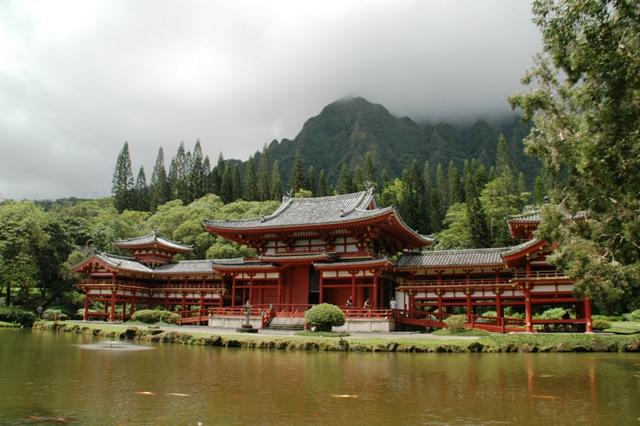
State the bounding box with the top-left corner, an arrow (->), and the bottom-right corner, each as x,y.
1,330 -> 639,425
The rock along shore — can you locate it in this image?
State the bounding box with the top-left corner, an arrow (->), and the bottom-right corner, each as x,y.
32,321 -> 640,353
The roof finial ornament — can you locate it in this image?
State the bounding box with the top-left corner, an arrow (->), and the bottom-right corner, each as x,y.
364,180 -> 375,191
283,189 -> 292,202
152,226 -> 158,237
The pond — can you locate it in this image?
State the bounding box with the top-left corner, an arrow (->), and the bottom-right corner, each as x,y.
0,330 -> 638,424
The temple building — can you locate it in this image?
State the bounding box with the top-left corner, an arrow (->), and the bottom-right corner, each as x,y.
394,212 -> 592,332
74,190 -> 592,332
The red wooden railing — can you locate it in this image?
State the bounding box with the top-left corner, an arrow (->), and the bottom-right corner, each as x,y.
178,308 -> 210,325
343,308 -> 394,319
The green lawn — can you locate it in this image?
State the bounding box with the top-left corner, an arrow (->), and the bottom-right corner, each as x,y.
607,322 -> 640,335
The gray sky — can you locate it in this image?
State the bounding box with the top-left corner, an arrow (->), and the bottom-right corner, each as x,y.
0,0 -> 540,200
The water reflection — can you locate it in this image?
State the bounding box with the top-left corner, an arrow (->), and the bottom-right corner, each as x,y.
0,331 -> 638,425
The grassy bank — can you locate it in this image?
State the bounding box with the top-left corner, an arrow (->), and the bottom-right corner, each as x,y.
31,320 -> 640,353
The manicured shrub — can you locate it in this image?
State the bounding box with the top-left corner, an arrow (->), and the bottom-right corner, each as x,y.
482,311 -> 497,317
444,314 -> 467,332
625,309 -> 640,322
537,307 -> 567,320
0,306 -> 37,327
304,303 -> 345,332
131,309 -> 180,324
42,309 -> 69,321
592,318 -> 611,330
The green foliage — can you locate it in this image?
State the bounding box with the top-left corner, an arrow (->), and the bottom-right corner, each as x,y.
295,330 -> 350,337
131,309 -> 180,324
42,308 -> 69,321
444,314 -> 467,332
0,306 -> 36,327
591,318 -> 611,331
435,203 -> 473,249
536,307 -> 567,320
111,142 -> 135,212
509,0 -> 640,313
626,310 -> 640,322
304,303 -> 346,332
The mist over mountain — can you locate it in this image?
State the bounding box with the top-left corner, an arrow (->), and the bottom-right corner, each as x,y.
253,97 -> 538,189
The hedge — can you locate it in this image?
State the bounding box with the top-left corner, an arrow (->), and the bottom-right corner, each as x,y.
131,309 -> 180,324
0,306 -> 36,327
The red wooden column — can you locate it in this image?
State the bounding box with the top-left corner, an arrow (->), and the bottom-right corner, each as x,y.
437,294 -> 444,322
109,288 -> 116,322
248,274 -> 254,305
276,274 -> 282,306
496,292 -> 504,332
83,295 -> 89,321
408,291 -> 415,318
130,291 -> 136,317
372,273 -> 378,308
465,271 -> 472,323
524,287 -> 533,333
584,298 -> 593,333
350,272 -> 357,306
231,275 -> 237,307
318,273 -> 324,304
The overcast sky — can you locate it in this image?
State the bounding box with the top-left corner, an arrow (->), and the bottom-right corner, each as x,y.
0,0 -> 541,200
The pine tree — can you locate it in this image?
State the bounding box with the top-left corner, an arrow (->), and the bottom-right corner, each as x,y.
447,160 -> 462,204
270,160 -> 283,200
317,169 -> 328,196
465,161 -> 490,247
111,142 -> 135,212
188,140 -> 206,202
243,157 -> 257,201
289,152 -> 304,193
434,163 -> 447,231
364,152 -> 375,186
169,142 -> 189,203
401,160 -> 426,232
256,148 -> 270,201
495,134 -> 513,177
209,153 -> 224,196
423,161 -> 433,233
220,163 -> 232,203
306,166 -> 316,195
336,164 -> 354,194
353,166 -> 364,191
517,172 -> 526,195
232,163 -> 242,201
149,147 -> 170,210
134,166 -> 150,211
380,169 -> 390,187
533,173 -> 547,205
202,155 -> 211,195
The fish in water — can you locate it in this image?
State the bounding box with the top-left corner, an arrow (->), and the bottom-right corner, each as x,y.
135,391 -> 156,396
27,416 -> 70,424
330,394 -> 358,399
165,393 -> 190,397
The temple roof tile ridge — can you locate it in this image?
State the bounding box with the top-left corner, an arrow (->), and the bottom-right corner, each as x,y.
113,233 -> 193,252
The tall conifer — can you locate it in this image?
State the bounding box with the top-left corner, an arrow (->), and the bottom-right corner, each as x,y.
289,152 -> 304,193
244,157 -> 257,201
270,160 -> 283,200
150,147 -> 169,210
112,142 -> 135,212
318,169 -> 328,196
256,148 -> 270,201
337,164 -> 354,194
232,163 -> 242,201
134,166 -> 149,211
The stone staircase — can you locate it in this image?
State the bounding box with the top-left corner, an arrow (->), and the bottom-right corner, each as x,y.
265,317 -> 305,331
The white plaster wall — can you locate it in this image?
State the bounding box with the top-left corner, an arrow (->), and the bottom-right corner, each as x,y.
208,316 -> 262,329
333,319 -> 395,333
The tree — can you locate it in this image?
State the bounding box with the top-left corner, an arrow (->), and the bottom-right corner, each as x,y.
289,152 -> 304,193
188,140 -> 206,202
509,0 -> 640,313
256,148 -> 270,201
243,157 -> 257,201
317,169 -> 328,197
134,166 -> 149,211
364,151 -> 376,186
168,142 -> 190,203
304,303 -> 345,332
447,161 -> 462,205
111,142 -> 135,212
306,166 -> 317,195
231,163 -> 242,201
149,147 -> 170,211
219,163 -> 233,203
400,160 -> 426,233
270,160 -> 283,200
336,164 -> 355,194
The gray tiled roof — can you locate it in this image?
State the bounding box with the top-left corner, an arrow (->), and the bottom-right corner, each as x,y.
154,260 -> 217,274
507,211 -> 541,223
97,253 -> 153,273
397,248 -> 508,268
204,189 -> 391,230
397,239 -> 545,269
113,233 -> 193,252
313,257 -> 391,268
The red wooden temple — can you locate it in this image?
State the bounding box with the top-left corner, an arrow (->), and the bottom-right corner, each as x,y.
394,212 -> 592,332
203,188 -> 430,312
74,191 -> 592,332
